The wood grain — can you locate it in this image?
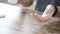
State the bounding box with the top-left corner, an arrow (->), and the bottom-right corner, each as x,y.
0,9 -> 60,34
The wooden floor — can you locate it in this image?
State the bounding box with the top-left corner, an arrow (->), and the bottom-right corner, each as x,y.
0,2 -> 60,34
0,10 -> 60,34
0,1 -> 60,34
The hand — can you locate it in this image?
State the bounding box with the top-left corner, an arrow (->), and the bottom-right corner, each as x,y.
30,13 -> 50,22
30,4 -> 55,22
30,13 -> 43,22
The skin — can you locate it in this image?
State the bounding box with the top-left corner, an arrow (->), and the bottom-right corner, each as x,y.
31,5 -> 55,22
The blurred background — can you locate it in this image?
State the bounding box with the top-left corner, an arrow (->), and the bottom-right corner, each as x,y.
0,0 -> 36,10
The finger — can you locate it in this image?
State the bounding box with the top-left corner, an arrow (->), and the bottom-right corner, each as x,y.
33,13 -> 41,19
30,13 -> 41,21
30,13 -> 38,18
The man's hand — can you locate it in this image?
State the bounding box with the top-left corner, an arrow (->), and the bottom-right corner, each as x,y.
30,4 -> 55,22
30,13 -> 53,22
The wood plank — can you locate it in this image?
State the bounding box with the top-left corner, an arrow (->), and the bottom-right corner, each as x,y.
0,9 -> 60,34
